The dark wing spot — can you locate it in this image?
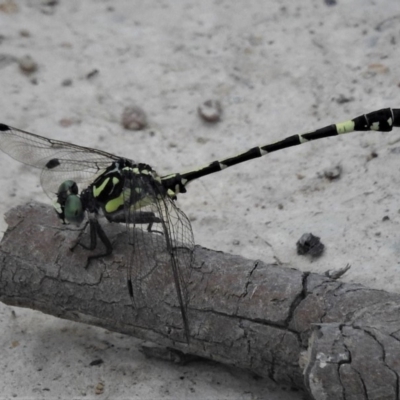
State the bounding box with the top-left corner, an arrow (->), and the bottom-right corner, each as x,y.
46,158 -> 61,169
0,123 -> 10,131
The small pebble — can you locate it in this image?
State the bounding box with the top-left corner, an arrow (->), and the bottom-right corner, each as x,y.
40,0 -> 58,14
86,69 -> 99,79
296,233 -> 325,257
89,358 -> 104,366
61,78 -> 72,87
60,42 -> 72,49
366,151 -> 378,161
41,0 -> 58,5
95,382 -> 104,395
324,165 -> 342,180
335,94 -> 353,104
18,55 -> 37,75
19,29 -> 30,37
367,63 -> 389,74
198,100 -> 222,122
121,105 -> 147,130
196,136 -> 208,144
0,0 -> 18,13
59,118 -> 78,127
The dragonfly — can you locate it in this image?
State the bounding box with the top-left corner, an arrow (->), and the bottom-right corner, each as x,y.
0,107 -> 399,342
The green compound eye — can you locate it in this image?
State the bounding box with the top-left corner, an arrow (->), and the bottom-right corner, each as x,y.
64,194 -> 84,225
54,180 -> 82,223
57,180 -> 78,202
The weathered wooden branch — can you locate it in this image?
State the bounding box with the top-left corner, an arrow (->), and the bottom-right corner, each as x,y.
1,202 -> 400,399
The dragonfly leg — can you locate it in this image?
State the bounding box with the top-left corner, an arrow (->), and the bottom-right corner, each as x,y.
70,218 -> 113,268
69,220 -> 90,252
84,219 -> 113,268
146,221 -> 164,235
76,218 -> 97,252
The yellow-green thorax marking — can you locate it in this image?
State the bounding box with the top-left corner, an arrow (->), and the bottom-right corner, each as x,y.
90,161 -> 168,216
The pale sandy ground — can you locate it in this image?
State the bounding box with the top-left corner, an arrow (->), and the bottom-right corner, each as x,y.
0,0 -> 400,399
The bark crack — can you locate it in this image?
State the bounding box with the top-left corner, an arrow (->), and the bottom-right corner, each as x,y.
241,261 -> 259,299
285,271 -> 310,328
353,367 -> 369,400
268,331 -> 287,382
190,306 -> 299,334
363,328 -> 400,400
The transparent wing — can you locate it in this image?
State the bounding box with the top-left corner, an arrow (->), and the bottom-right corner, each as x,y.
122,171 -> 194,341
0,124 -> 130,198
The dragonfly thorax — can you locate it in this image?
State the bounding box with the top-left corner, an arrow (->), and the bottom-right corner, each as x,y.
54,159 -> 169,225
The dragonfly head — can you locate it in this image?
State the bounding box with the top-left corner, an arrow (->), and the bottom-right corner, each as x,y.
54,180 -> 85,225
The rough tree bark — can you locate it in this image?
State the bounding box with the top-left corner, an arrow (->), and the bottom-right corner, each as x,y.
1,202 -> 400,399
